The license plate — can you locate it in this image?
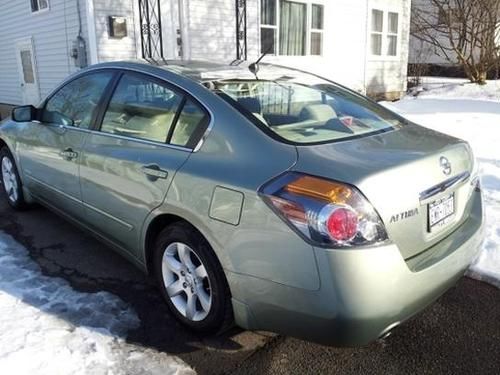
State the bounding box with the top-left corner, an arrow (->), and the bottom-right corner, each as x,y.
428,193 -> 455,232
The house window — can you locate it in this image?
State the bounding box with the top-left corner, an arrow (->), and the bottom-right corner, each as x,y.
370,9 -> 384,55
31,0 -> 49,13
387,12 -> 399,56
261,0 -> 277,54
279,1 -> 307,55
310,4 -> 324,55
370,9 -> 399,57
20,51 -> 35,84
260,0 -> 324,56
437,8 -> 460,25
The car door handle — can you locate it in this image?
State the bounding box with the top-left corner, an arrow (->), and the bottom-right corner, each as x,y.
141,165 -> 168,180
59,148 -> 78,161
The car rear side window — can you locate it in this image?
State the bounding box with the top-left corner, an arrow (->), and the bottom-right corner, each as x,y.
42,72 -> 113,129
170,99 -> 209,148
100,74 -> 183,143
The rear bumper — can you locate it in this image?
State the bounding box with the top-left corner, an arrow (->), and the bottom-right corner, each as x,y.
229,190 -> 484,346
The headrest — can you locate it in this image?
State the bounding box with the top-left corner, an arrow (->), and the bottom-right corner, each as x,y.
238,97 -> 262,114
299,104 -> 337,122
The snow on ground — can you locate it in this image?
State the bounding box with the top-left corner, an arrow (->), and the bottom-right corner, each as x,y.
408,76 -> 500,101
381,77 -> 500,288
0,231 -> 194,375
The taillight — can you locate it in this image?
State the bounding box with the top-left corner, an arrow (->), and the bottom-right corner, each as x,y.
260,173 -> 388,248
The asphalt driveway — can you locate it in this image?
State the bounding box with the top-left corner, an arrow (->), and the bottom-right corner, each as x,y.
0,193 -> 498,374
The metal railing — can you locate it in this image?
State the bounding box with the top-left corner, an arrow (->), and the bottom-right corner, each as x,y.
138,0 -> 165,62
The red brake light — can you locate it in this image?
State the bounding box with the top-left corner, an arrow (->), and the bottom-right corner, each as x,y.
326,207 -> 358,241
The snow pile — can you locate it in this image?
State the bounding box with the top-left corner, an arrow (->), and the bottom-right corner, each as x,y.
0,232 -> 194,375
382,80 -> 500,287
408,77 -> 500,101
471,160 -> 500,287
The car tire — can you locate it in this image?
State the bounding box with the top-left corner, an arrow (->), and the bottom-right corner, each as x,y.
153,222 -> 233,334
0,147 -> 27,210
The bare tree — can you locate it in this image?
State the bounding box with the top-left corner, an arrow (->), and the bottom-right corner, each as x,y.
411,0 -> 500,84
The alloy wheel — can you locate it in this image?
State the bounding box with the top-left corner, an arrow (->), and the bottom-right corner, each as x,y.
161,242 -> 212,321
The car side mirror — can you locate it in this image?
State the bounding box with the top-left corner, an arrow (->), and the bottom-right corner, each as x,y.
12,105 -> 37,122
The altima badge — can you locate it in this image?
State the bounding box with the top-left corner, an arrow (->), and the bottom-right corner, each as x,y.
390,208 -> 419,224
440,156 -> 452,176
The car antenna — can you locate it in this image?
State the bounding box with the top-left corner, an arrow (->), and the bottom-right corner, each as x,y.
248,45 -> 273,79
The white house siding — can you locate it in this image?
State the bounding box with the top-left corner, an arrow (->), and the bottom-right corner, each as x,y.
408,0 -> 459,66
0,0 -> 88,106
263,0 -> 368,93
184,0 -> 237,61
365,0 -> 411,98
409,35 -> 452,66
180,0 -> 368,93
244,0 -> 260,61
92,0 -> 138,62
179,0 -> 408,97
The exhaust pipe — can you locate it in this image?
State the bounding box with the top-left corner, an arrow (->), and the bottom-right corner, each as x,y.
378,321 -> 401,340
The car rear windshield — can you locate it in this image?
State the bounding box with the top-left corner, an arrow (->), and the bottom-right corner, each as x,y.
206,66 -> 406,145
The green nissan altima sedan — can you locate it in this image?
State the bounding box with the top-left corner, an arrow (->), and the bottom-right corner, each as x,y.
0,61 -> 484,346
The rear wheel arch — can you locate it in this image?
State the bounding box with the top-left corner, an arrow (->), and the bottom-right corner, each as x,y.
144,213 -> 184,274
144,213 -> 225,277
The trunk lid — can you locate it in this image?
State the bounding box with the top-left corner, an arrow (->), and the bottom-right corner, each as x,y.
294,124 -> 476,259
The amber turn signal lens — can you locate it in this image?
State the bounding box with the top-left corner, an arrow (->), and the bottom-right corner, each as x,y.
285,175 -> 352,204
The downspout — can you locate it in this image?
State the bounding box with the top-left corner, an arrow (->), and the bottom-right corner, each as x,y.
177,0 -> 188,60
76,0 -> 83,38
75,0 -> 88,67
363,0 -> 369,95
85,0 -> 99,64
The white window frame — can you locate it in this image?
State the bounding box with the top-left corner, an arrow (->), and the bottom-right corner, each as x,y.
259,0 -> 325,57
309,3 -> 324,56
368,7 -> 401,60
30,0 -> 50,14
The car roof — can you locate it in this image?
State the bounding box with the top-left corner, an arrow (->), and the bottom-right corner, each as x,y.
91,59 -> 252,83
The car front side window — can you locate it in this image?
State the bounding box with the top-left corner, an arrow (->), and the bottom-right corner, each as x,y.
42,72 -> 114,129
